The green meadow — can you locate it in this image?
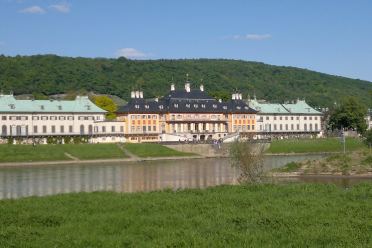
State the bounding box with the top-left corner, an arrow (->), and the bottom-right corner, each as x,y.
267,137 -> 365,154
0,144 -> 127,162
0,183 -> 371,247
123,143 -> 195,157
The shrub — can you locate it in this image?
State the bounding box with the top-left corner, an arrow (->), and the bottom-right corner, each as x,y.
229,140 -> 264,183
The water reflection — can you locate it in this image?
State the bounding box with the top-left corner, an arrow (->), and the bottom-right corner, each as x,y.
0,159 -> 239,199
1,154 -> 369,199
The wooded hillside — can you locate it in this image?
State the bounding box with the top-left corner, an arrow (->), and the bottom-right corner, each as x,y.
0,55 -> 371,106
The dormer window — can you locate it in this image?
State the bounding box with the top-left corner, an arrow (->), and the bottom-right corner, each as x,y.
58,105 -> 62,110
159,105 -> 164,109
237,106 -> 241,110
135,105 -> 140,109
186,104 -> 190,108
86,105 -> 91,110
244,106 -> 248,109
9,104 -> 15,109
145,105 -> 149,109
174,104 -> 178,108
213,104 -> 217,108
201,104 -> 205,108
194,104 -> 198,108
40,105 -> 44,110
223,106 -> 227,110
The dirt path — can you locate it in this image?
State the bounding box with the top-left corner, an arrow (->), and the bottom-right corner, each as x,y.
116,144 -> 140,160
64,152 -> 79,161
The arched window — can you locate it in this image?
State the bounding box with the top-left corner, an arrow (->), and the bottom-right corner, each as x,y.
1,125 -> 7,136
88,125 -> 93,135
80,125 -> 85,135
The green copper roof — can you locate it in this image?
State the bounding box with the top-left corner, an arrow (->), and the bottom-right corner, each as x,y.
249,100 -> 287,113
248,99 -> 321,115
282,100 -> 321,114
0,95 -> 106,113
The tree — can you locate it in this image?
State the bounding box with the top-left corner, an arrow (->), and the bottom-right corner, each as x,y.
92,95 -> 117,120
210,91 -> 230,101
365,129 -> 372,148
229,139 -> 265,184
329,97 -> 367,134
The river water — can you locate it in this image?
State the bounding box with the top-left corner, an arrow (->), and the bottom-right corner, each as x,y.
0,154 -> 370,199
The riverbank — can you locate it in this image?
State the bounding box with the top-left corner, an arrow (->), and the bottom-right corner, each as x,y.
266,137 -> 364,154
0,143 -> 196,165
0,183 -> 370,247
271,149 -> 372,177
0,155 -> 205,167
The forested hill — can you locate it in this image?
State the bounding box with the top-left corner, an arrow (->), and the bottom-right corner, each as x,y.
0,55 -> 371,107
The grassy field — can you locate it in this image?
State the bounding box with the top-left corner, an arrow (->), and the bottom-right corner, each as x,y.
0,144 -> 127,162
123,143 -> 195,157
0,183 -> 371,247
267,137 -> 365,154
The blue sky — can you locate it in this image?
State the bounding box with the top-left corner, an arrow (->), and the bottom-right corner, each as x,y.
1,0 -> 372,81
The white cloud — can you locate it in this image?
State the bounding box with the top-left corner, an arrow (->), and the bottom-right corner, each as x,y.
229,33 -> 272,41
116,48 -> 148,59
19,5 -> 45,14
50,2 -> 70,13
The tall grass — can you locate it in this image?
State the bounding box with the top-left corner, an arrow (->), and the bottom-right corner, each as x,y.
0,183 -> 371,247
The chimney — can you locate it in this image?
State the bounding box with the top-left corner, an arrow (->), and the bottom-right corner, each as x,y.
139,91 -> 143,99
200,84 -> 204,92
171,83 -> 175,91
185,83 -> 191,92
135,91 -> 140,98
130,91 -> 135,98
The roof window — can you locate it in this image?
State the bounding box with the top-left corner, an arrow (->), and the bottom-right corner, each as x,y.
40,105 -> 44,110
58,105 -> 62,110
9,104 -> 15,109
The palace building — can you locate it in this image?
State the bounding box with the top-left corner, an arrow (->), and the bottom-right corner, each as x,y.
116,83 -> 257,143
248,97 -> 323,138
0,94 -> 125,144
